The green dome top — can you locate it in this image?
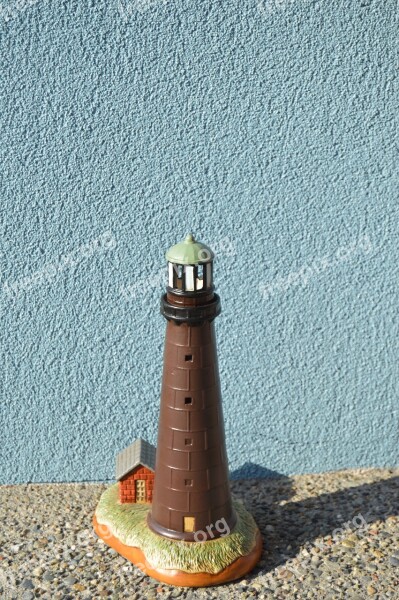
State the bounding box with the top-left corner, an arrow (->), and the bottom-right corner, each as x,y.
165,234 -> 214,265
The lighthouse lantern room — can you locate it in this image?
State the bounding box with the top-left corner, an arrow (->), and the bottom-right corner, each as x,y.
166,233 -> 214,293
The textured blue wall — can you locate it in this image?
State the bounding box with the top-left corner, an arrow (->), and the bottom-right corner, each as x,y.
0,0 -> 397,484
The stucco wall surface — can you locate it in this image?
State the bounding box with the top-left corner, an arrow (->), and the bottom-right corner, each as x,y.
0,0 -> 397,483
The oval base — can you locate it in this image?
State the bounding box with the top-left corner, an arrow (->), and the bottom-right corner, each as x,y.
93,515 -> 262,587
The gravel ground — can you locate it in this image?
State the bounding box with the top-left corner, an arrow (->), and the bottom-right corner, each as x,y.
0,468 -> 398,599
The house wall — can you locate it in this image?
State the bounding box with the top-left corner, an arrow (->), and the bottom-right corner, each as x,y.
0,1 -> 397,483
119,466 -> 154,504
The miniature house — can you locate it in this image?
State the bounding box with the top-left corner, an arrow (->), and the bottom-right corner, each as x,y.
116,439 -> 156,504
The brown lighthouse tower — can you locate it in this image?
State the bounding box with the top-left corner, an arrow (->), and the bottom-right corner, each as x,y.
147,234 -> 237,542
94,232 -> 262,585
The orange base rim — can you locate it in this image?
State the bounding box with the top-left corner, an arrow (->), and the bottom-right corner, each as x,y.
93,515 -> 262,587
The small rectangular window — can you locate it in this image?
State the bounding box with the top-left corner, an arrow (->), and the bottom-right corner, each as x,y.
184,479 -> 193,486
185,354 -> 193,362
184,397 -> 192,405
196,264 -> 204,290
185,266 -> 195,291
206,263 -> 212,286
185,438 -> 192,446
168,263 -> 174,288
175,264 -> 183,290
135,480 -> 146,503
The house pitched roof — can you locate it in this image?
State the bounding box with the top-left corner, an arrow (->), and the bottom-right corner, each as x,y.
116,438 -> 156,481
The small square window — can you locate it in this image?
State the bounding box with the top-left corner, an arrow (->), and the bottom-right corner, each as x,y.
185,354 -> 193,362
184,479 -> 193,486
185,438 -> 192,446
184,397 -> 192,405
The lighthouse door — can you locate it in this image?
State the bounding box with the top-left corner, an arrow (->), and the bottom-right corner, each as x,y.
135,479 -> 146,503
184,517 -> 195,532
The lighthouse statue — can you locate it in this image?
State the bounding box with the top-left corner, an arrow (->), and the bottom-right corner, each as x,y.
148,233 -> 236,541
93,234 -> 262,587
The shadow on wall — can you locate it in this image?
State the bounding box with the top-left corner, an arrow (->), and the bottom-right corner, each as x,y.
230,463 -> 399,575
230,463 -> 287,480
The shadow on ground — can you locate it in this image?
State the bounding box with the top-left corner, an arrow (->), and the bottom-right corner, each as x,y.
230,463 -> 399,576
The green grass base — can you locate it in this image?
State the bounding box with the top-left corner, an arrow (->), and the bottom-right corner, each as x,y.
95,484 -> 259,574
